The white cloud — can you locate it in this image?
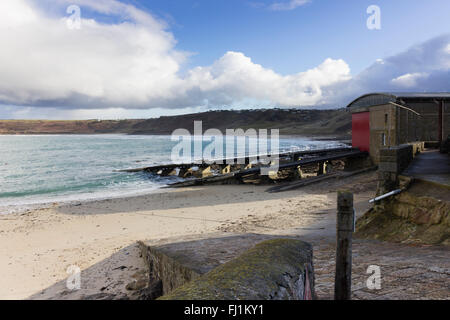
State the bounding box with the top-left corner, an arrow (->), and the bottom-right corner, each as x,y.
326,34 -> 450,106
269,0 -> 310,11
0,0 -> 349,111
0,0 -> 448,119
183,52 -> 350,106
445,44 -> 450,53
0,0 -> 186,109
391,73 -> 429,88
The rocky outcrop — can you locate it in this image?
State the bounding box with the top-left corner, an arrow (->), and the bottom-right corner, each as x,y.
356,181 -> 450,245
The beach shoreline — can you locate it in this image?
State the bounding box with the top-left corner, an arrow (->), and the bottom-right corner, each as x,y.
0,172 -> 377,300
0,185 -> 168,216
0,134 -> 348,217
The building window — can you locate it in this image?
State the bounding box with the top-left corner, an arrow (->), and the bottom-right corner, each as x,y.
384,114 -> 388,125
381,133 -> 386,146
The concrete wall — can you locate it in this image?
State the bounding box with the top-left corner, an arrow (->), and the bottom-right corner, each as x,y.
159,239 -> 315,300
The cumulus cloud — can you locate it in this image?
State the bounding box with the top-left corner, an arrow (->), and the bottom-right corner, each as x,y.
391,73 -> 429,88
0,0 -> 187,109
0,0 -> 349,110
0,0 -> 449,117
183,52 -> 350,106
326,34 -> 450,107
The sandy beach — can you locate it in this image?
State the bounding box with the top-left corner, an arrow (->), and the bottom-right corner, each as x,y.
0,171 -> 378,300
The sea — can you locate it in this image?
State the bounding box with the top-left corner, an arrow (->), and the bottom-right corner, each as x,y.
0,134 -> 346,213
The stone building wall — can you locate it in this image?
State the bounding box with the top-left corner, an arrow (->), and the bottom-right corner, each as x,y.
397,101 -> 449,143
377,143 -> 424,193
368,104 -> 397,164
366,101 -> 448,164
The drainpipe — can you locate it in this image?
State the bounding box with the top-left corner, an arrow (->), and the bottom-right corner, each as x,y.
369,189 -> 403,203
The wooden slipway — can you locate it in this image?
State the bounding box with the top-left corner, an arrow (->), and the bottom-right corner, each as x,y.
119,147 -> 370,190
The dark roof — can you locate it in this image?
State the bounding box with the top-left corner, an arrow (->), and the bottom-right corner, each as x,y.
346,92 -> 450,109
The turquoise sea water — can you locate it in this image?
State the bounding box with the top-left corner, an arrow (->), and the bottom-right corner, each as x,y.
0,134 -> 345,212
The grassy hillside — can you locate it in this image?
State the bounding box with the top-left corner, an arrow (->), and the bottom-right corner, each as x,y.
0,119 -> 142,135
0,108 -> 351,138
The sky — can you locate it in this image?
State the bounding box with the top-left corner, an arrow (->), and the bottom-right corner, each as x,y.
0,0 -> 449,119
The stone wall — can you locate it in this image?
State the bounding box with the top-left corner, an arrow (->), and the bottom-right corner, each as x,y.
369,104 -> 397,164
377,143 -> 424,193
159,239 -> 315,300
365,101 -> 448,164
401,101 -> 450,142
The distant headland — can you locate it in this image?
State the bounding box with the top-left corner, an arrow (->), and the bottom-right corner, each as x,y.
0,108 -> 351,139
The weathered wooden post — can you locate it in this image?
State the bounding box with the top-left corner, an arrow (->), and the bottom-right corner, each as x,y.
318,161 -> 327,175
334,191 -> 354,300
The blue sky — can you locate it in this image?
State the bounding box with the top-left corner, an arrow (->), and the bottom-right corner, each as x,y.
0,0 -> 449,119
125,0 -> 450,74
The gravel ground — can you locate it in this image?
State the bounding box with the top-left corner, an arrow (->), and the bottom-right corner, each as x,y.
313,239 -> 450,300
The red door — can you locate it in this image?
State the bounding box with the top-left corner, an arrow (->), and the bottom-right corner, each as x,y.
352,112 -> 370,152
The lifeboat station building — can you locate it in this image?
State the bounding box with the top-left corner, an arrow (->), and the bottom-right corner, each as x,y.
347,92 -> 450,164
